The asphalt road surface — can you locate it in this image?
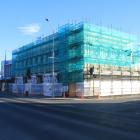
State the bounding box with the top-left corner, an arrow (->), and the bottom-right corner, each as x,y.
0,93 -> 140,140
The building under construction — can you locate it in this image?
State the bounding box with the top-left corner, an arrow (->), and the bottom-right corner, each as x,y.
12,22 -> 140,97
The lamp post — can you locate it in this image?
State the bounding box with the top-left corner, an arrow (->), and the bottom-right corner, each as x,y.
45,18 -> 55,98
130,49 -> 133,94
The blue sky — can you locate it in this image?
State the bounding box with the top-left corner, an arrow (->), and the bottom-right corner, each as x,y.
0,0 -> 140,61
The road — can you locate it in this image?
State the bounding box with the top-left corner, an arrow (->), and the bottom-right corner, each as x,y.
0,93 -> 140,140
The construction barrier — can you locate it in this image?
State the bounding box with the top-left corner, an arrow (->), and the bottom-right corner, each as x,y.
10,84 -> 25,95
43,83 -> 63,97
30,84 -> 43,96
8,83 -> 66,97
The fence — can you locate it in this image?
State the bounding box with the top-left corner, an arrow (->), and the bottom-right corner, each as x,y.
75,80 -> 140,97
8,83 -> 66,97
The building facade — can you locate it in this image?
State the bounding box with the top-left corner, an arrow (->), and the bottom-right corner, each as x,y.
1,60 -> 12,80
12,22 -> 140,97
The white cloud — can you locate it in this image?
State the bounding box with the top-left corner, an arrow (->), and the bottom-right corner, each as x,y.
18,24 -> 40,35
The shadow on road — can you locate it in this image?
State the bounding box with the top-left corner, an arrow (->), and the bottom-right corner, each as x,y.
0,92 -> 140,140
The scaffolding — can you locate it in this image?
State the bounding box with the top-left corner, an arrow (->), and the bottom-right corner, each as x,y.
12,22 -> 140,97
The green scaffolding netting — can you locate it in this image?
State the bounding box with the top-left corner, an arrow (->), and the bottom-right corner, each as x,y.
12,22 -> 140,84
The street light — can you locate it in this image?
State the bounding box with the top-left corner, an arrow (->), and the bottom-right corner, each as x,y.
45,18 -> 55,98
130,48 -> 133,95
